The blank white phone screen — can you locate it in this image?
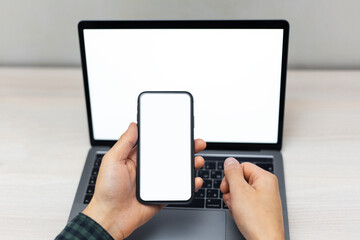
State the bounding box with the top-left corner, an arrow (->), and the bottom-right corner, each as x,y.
139,92 -> 192,202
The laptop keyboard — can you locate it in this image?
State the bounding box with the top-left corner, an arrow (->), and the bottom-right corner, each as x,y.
83,154 -> 103,204
83,155 -> 274,209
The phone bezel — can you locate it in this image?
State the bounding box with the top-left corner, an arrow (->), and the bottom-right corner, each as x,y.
136,91 -> 195,204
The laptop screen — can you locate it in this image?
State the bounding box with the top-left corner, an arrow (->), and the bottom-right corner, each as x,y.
82,24 -> 286,145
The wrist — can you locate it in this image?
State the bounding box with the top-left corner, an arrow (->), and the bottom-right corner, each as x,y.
82,201 -> 126,240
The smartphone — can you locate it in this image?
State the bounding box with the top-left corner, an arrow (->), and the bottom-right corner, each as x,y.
136,91 -> 194,204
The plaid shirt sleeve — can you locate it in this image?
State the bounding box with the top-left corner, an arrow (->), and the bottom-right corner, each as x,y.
55,213 -> 114,240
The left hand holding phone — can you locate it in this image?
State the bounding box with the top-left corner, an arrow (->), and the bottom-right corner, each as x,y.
82,123 -> 206,240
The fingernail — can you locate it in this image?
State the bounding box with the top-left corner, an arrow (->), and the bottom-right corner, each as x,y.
224,157 -> 239,168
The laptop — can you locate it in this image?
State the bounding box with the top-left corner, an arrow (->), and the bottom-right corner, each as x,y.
69,20 -> 290,240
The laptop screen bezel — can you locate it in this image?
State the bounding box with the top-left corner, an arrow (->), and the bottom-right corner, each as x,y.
78,20 -> 289,151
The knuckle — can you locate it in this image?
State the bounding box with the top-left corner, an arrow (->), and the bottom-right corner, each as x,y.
240,162 -> 251,168
240,161 -> 256,170
222,193 -> 230,201
269,173 -> 279,184
121,134 -> 136,147
120,134 -> 129,143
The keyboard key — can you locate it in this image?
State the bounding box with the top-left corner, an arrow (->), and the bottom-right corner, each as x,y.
91,167 -> 99,176
217,161 -> 224,170
205,161 -> 216,170
202,180 -> 212,189
206,189 -> 219,198
167,198 -> 204,208
213,179 -> 221,188
239,157 -> 273,163
89,176 -> 97,185
211,170 -> 223,179
206,156 -> 272,163
257,163 -> 274,172
86,185 -> 95,194
198,170 -> 210,179
223,200 -> 228,209
83,194 -> 93,204
206,199 -> 221,208
195,189 -> 205,198
203,156 -> 227,161
94,158 -> 102,167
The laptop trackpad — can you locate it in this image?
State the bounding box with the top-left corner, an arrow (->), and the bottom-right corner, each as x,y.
127,209 -> 226,240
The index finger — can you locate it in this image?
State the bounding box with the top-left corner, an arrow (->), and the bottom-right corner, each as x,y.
241,162 -> 271,186
107,122 -> 138,161
194,139 -> 206,153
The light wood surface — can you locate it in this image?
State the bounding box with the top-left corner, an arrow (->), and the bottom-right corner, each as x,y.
0,68 -> 359,239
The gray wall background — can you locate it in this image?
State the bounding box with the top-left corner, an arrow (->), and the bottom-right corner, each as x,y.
1,0 -> 359,69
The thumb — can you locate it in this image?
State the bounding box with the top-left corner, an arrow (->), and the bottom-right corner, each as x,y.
224,157 -> 247,193
108,122 -> 138,160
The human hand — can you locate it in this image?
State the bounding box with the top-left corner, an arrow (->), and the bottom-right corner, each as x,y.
220,158 -> 284,240
82,123 -> 206,240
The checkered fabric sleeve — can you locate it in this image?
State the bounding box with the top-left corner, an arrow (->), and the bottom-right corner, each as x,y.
55,213 -> 114,240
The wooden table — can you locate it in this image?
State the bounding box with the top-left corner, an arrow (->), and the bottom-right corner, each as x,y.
1,68 -> 359,239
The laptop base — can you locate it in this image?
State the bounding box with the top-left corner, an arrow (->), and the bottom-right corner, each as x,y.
69,147 -> 289,240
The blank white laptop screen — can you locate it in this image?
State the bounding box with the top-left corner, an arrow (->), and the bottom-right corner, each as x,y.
83,29 -> 284,143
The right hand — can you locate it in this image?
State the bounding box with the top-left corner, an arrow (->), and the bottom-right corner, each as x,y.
82,123 -> 206,239
220,157 -> 285,240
